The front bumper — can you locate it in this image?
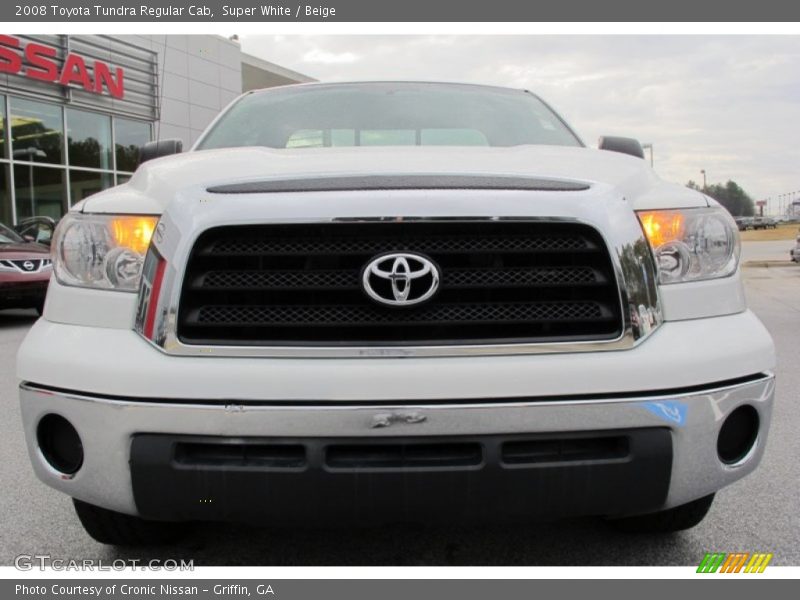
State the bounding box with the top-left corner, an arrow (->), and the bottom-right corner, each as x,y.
20,374 -> 774,521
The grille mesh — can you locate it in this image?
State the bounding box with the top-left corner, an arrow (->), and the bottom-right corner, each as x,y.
203,270 -> 358,289
446,267 -> 600,288
177,221 -> 623,345
207,234 -> 592,256
195,302 -> 607,327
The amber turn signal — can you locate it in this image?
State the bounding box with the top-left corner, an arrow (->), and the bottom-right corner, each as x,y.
637,210 -> 686,248
109,216 -> 158,255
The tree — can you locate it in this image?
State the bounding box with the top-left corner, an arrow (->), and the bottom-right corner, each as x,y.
686,179 -> 755,216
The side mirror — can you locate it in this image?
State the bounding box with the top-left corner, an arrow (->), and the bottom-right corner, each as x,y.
598,136 -> 645,160
139,139 -> 183,164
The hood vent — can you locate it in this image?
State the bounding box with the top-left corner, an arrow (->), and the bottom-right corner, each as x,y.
206,175 -> 591,194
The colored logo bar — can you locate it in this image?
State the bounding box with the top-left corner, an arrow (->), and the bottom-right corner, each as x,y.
697,552 -> 773,573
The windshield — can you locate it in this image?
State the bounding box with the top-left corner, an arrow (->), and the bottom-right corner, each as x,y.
197,83 -> 582,150
0,223 -> 23,244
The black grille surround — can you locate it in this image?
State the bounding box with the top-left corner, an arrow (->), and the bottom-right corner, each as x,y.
131,429 -> 672,524
177,221 -> 624,346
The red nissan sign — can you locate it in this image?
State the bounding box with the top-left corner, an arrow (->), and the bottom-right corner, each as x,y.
0,34 -> 124,99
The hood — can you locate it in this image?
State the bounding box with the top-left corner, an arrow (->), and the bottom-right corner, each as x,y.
80,145 -> 708,214
0,242 -> 50,257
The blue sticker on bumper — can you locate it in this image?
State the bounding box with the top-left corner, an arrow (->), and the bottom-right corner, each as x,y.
641,401 -> 688,426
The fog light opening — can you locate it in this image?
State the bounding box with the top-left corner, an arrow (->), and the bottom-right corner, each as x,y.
717,405 -> 759,465
36,414 -> 84,475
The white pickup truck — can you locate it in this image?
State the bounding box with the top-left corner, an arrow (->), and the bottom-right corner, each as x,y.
18,82 -> 775,546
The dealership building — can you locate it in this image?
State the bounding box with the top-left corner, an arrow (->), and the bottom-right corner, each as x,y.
0,34 -> 313,225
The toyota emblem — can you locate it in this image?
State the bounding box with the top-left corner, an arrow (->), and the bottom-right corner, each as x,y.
362,253 -> 440,307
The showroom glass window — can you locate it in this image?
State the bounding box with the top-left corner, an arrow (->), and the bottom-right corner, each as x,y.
0,165 -> 10,225
115,117 -> 151,173
0,95 -> 9,224
67,108 -> 112,170
69,170 -> 114,204
13,164 -> 66,221
10,97 -> 64,165
0,93 -> 7,161
0,95 -> 152,225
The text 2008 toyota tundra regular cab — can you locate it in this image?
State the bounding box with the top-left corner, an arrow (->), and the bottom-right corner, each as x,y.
18,82 -> 775,545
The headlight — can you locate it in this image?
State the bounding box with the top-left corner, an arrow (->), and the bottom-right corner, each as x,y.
637,207 -> 740,284
53,213 -> 159,291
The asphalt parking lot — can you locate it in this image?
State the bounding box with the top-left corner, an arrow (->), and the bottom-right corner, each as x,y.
1,240 -> 798,566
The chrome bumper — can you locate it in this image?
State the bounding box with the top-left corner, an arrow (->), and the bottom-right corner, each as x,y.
20,375 -> 774,518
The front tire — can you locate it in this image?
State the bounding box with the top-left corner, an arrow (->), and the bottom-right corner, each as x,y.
73,499 -> 187,546
607,494 -> 715,534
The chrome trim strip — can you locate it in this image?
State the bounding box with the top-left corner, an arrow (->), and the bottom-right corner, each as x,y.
135,202 -> 662,358
27,373 -> 771,411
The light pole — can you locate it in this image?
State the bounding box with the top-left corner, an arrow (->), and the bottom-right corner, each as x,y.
642,143 -> 654,167
700,169 -> 707,190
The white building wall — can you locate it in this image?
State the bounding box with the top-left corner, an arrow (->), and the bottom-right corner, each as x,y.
117,35 -> 243,147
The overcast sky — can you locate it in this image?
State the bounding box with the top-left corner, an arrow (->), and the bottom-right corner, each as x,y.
241,35 -> 800,212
